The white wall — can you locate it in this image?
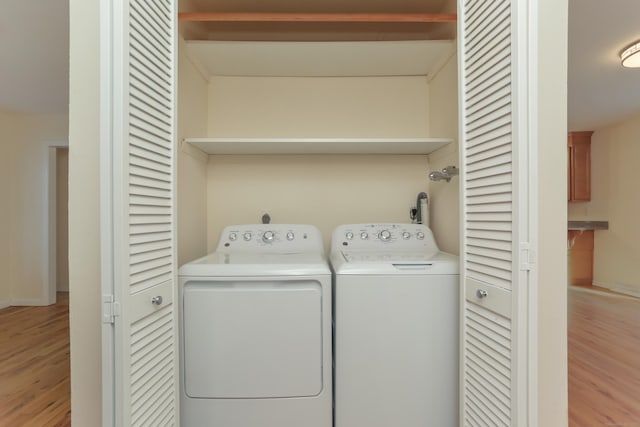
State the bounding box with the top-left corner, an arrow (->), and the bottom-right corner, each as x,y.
568,113 -> 640,296
203,75 -> 438,250
0,110 -> 22,308
427,52 -> 460,255
14,114 -> 68,304
537,0 -> 569,424
0,109 -> 68,306
177,36 -> 209,266
207,76 -> 431,138
207,154 -> 430,251
68,0 -> 102,424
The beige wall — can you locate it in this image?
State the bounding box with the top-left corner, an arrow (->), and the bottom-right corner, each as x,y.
427,52 -> 459,255
568,114 -> 640,296
177,36 -> 209,266
57,148 -> 69,292
207,76 -> 431,138
207,154 -> 430,252
202,75 -> 443,250
17,114 -> 68,304
0,110 -> 68,305
0,110 -> 22,307
68,0 -> 102,424
537,0 -> 569,424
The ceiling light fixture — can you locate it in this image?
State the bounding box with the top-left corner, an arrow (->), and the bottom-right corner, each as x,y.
621,41 -> 640,68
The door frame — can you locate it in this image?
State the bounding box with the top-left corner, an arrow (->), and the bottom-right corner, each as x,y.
44,141 -> 69,306
99,0 -> 116,424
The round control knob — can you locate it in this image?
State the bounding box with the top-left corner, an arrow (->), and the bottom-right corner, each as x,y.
416,231 -> 425,240
345,232 -> 354,240
262,231 -> 275,243
379,230 -> 392,241
243,232 -> 252,241
286,231 -> 295,241
360,232 -> 369,240
402,231 -> 411,240
228,232 -> 237,241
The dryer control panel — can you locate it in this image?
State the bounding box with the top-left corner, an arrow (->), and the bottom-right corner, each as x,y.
331,223 -> 439,253
217,224 -> 324,253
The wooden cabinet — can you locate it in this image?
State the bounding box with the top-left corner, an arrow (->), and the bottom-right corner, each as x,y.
568,131 -> 593,201
568,230 -> 594,286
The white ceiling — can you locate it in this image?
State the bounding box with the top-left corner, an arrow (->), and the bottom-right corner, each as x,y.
568,0 -> 640,131
2,0 -> 640,132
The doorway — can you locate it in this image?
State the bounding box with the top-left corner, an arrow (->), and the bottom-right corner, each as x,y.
56,147 -> 69,294
46,144 -> 69,304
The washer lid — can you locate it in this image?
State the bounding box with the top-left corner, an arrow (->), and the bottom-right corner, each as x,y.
332,250 -> 459,275
179,251 -> 330,277
342,250 -> 439,263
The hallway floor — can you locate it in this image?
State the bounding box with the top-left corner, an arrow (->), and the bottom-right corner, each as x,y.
568,287 -> 640,426
1,289 -> 639,425
0,293 -> 70,426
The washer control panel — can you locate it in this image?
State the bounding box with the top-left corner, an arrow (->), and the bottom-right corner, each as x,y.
217,224 -> 324,253
331,223 -> 439,252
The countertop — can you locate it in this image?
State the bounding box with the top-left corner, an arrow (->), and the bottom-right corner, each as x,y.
568,221 -> 609,231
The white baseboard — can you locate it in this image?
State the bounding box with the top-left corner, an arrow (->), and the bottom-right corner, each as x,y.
0,300 -> 10,310
592,280 -> 640,298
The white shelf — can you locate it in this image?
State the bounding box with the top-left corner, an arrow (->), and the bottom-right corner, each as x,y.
183,137 -> 453,155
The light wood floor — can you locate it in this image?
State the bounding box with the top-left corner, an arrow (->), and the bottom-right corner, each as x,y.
0,289 -> 638,426
568,287 -> 640,426
0,293 -> 70,426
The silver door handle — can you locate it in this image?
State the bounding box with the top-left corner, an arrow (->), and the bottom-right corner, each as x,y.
151,296 -> 163,305
476,289 -> 488,299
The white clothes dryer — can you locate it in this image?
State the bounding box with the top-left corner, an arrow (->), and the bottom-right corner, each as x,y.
179,224 -> 332,427
330,223 -> 459,427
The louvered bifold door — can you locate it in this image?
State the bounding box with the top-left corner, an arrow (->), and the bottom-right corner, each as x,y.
458,0 -> 532,425
108,0 -> 178,425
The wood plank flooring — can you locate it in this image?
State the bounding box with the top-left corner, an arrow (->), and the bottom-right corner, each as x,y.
0,289 -> 638,426
568,287 -> 640,426
0,293 -> 70,426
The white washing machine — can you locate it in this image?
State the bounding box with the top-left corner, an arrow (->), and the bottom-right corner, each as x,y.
330,223 -> 459,427
178,224 -> 332,427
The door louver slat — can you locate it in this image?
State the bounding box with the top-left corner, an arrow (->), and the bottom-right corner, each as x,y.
467,192 -> 512,206
466,17 -> 510,66
466,84 -> 510,119
460,0 -> 516,423
464,0 -> 504,35
130,117 -> 172,146
122,0 -> 177,424
466,182 -> 512,197
467,141 -> 511,164
130,140 -> 171,167
465,128 -> 511,155
465,172 -> 512,190
128,223 -> 171,237
466,237 -> 512,252
130,86 -> 171,120
130,165 -> 172,184
129,17 -> 171,70
464,303 -> 512,426
465,66 -> 510,104
130,307 -> 174,425
129,58 -> 171,102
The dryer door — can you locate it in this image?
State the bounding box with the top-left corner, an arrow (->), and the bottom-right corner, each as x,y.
183,279 -> 323,399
